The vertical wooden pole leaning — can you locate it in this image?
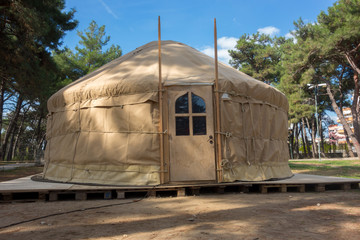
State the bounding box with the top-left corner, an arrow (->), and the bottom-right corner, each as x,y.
214,18 -> 223,182
158,16 -> 165,184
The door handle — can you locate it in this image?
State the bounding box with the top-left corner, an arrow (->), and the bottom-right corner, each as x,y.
208,135 -> 214,144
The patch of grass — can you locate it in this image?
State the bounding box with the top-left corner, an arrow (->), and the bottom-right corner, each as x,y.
289,160 -> 360,179
291,159 -> 360,166
289,163 -> 331,170
0,166 -> 43,182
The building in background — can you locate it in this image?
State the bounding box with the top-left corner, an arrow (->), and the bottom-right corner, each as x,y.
328,107 -> 354,145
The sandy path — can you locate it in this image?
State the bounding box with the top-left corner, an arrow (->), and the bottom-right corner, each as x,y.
0,191 -> 359,240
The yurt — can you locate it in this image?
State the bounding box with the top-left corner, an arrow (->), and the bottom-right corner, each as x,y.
43,40 -> 293,186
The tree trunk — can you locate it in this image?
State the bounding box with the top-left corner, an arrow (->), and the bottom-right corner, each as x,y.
311,117 -> 318,158
351,73 -> 360,153
6,126 -> 16,161
294,123 -> 300,158
2,95 -> 23,160
289,123 -> 295,159
338,74 -> 355,157
300,121 -> 307,157
324,80 -> 360,158
305,117 -> 316,158
301,118 -> 310,158
293,123 -> 297,159
319,114 -> 325,156
33,112 -> 44,161
12,112 -> 26,160
344,136 -> 354,157
35,109 -> 44,143
0,78 -> 5,161
345,52 -> 360,76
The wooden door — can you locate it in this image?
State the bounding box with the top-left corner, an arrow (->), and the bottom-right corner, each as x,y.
168,85 -> 216,182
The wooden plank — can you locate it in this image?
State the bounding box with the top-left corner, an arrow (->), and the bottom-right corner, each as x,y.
260,184 -> 285,193
341,183 -> 351,191
298,185 -> 305,193
163,88 -> 170,183
1,176 -> 360,203
315,184 -> 325,192
177,188 -> 186,197
116,191 -> 125,199
260,185 -> 267,194
76,192 -> 87,201
213,18 -> 223,183
38,192 -> 47,201
49,192 -> 58,201
158,16 -> 165,184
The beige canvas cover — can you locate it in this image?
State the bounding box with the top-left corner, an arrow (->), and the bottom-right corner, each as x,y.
43,40 -> 292,185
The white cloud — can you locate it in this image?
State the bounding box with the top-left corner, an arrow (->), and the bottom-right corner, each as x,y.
257,26 -> 280,36
285,32 -> 293,39
202,47 -> 214,58
98,0 -> 119,19
218,37 -> 237,49
285,31 -> 297,43
200,36 -> 237,64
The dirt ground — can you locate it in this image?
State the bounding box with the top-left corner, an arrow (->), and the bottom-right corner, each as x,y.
0,191 -> 359,240
0,166 -> 43,182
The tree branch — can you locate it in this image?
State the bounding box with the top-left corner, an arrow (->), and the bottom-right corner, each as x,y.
344,52 -> 360,76
350,42 -> 360,54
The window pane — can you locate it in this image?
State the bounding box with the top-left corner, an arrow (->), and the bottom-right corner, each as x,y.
176,117 -> 189,136
175,93 -> 189,113
192,93 -> 206,113
193,116 -> 206,135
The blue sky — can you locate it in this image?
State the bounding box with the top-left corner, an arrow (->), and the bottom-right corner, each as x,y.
62,0 -> 337,64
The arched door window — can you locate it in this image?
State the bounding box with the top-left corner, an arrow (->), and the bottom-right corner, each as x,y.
175,92 -> 206,136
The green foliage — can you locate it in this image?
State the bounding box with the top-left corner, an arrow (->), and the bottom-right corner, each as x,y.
0,0 -> 77,161
277,38 -> 316,122
279,0 -> 360,126
229,0 -> 360,158
323,142 -> 332,153
0,0 -> 78,99
316,0 -> 360,68
54,20 -> 122,82
229,33 -> 290,84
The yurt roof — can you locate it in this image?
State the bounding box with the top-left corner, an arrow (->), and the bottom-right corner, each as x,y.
48,40 -> 288,112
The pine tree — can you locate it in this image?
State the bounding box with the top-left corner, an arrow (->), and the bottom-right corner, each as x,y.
229,33 -> 290,84
54,20 -> 122,82
289,0 -> 360,157
0,0 -> 77,161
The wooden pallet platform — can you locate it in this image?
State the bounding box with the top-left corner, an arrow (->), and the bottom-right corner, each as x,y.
0,174 -> 359,202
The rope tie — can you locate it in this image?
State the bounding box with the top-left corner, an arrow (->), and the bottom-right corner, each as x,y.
216,131 -> 233,175
221,158 -> 235,175
215,131 -> 232,138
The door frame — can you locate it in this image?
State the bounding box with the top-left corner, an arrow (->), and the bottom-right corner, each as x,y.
164,84 -> 217,183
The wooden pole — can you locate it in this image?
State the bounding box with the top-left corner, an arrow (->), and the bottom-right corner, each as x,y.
214,18 -> 222,182
158,16 -> 165,184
